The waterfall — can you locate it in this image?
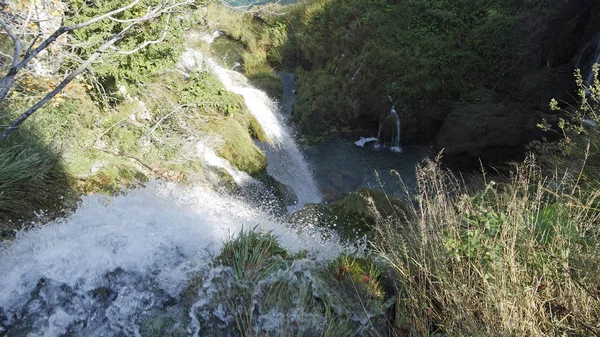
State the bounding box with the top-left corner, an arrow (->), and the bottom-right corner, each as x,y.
389,102 -> 402,153
356,96 -> 402,152
180,50 -> 322,212
585,34 -> 600,88
0,182 -> 343,336
0,48 -> 344,336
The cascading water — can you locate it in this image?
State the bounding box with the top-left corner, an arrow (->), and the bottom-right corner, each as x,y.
388,100 -> 402,153
0,41 -> 346,336
355,96 -> 402,152
584,33 -> 600,88
181,49 -> 322,211
0,182 -> 343,336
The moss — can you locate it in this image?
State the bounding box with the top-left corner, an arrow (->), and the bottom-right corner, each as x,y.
204,3 -> 285,99
291,187 -> 411,241
210,117 -> 268,175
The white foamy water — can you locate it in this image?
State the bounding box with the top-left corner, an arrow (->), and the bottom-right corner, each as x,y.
0,182 -> 342,335
354,137 -> 378,148
181,49 -> 322,211
196,142 -> 255,185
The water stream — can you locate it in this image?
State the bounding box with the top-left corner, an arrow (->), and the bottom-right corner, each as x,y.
182,50 -> 322,212
0,36 -> 424,337
0,183 -> 342,336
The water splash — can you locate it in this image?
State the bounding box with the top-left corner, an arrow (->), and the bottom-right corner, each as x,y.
0,182 -> 342,336
354,137 -> 378,147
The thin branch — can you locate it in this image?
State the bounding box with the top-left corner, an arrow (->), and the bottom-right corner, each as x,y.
18,0 -> 35,39
0,22 -> 137,142
0,17 -> 21,68
112,12 -> 171,55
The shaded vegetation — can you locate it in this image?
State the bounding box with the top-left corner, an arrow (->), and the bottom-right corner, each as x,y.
257,0 -> 590,160
185,228 -> 395,336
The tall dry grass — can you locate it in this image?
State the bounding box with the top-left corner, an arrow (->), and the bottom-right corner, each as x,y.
376,154 -> 600,336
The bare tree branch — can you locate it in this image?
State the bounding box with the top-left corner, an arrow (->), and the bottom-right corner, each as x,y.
0,0 -> 194,141
0,17 -> 21,69
0,22 -> 137,142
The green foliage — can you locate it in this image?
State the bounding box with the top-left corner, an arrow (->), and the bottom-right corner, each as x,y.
376,158 -> 600,335
534,65 -> 600,188
278,0 -> 556,140
65,0 -> 197,87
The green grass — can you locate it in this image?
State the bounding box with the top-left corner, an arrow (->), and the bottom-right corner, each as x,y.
374,68 -> 600,336
0,128 -> 73,231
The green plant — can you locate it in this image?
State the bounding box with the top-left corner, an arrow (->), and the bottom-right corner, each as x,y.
376,157 -> 600,336
217,227 -> 288,281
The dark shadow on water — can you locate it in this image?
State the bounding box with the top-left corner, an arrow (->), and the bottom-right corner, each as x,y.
303,133 -> 431,201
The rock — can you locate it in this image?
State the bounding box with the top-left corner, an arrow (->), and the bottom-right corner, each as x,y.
435,90 -> 537,169
323,189 -> 346,204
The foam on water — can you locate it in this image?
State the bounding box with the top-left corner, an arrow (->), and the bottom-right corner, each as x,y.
0,182 -> 342,335
354,137 -> 378,148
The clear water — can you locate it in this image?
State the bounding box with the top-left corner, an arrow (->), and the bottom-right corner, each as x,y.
304,134 -> 431,198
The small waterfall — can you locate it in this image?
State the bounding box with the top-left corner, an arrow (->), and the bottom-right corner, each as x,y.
389,102 -> 402,153
585,34 -> 600,87
181,49 -> 322,211
357,96 -> 402,152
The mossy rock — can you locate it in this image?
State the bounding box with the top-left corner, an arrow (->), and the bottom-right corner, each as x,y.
291,187 -> 411,241
435,89 -> 537,169
317,254 -> 396,333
